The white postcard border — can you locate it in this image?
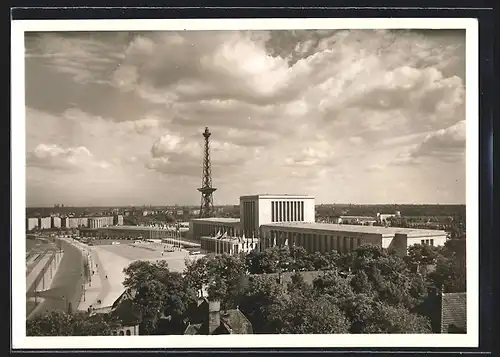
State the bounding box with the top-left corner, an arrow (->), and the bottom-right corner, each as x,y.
11,17 -> 479,349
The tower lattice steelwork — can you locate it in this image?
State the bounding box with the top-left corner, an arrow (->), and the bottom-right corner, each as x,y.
198,127 -> 217,218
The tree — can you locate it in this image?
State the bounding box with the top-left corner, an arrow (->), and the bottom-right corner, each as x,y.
185,253 -> 247,309
288,245 -> 314,271
276,295 -> 350,334
428,256 -> 466,293
342,294 -> 431,334
234,275 -> 287,333
347,245 -> 428,309
122,260 -> 197,334
359,301 -> 432,334
27,311 -> 118,336
406,244 -> 443,273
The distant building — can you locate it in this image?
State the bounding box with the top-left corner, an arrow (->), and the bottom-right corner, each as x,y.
184,299 -> 253,335
200,235 -> 260,255
259,222 -> 448,256
240,194 -> 315,238
39,217 -> 51,230
189,193 -> 447,256
88,216 -> 114,228
189,218 -> 241,242
339,215 -> 377,225
113,214 -> 124,226
26,217 -> 39,231
52,216 -> 62,229
63,217 -> 89,229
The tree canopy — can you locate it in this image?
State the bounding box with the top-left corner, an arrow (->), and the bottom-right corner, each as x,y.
27,311 -> 119,336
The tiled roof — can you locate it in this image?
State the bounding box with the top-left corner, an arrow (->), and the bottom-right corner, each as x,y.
183,298 -> 253,335
441,292 -> 467,333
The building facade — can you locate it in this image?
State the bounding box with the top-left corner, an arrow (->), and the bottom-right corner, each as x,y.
113,214 -> 124,226
189,218 -> 241,242
239,194 -> 315,237
26,217 -> 39,231
260,222 -> 448,256
79,225 -> 182,241
88,216 -> 114,228
63,217 -> 89,229
39,217 -> 52,230
52,216 -> 62,229
200,236 -> 260,255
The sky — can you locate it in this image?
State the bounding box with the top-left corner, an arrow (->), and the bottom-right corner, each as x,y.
24,29 -> 466,207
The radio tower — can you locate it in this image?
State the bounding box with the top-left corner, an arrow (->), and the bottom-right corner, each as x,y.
198,127 -> 217,218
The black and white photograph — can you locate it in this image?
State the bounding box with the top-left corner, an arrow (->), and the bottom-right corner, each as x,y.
11,18 -> 478,349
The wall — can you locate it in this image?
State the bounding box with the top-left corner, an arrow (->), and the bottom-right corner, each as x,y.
34,251 -> 63,292
407,234 -> 447,248
112,324 -> 140,336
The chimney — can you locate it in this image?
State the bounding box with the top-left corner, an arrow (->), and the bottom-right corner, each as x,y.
208,300 -> 221,334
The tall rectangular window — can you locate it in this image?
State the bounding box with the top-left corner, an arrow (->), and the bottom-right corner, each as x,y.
294,201 -> 298,221
271,201 -> 275,222
279,201 -> 282,222
430,239 -> 434,246
286,201 -> 290,221
300,201 -> 304,221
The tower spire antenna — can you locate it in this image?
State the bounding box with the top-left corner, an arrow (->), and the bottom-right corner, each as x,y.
197,126 -> 217,218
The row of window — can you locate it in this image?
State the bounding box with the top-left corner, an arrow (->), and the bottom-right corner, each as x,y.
421,239 -> 435,246
271,201 -> 305,223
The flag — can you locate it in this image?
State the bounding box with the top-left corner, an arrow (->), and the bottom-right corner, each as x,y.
273,237 -> 276,247
284,239 -> 289,246
222,231 -> 228,239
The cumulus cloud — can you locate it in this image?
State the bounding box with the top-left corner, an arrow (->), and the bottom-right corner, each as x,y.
393,120 -> 466,165
24,29 -> 467,205
26,144 -> 111,171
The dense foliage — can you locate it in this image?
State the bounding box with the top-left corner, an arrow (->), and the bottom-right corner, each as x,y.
27,311 -> 120,336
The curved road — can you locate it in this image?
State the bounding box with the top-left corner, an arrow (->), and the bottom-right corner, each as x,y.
29,239 -> 85,318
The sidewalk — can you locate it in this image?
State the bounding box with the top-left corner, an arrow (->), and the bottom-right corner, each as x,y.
77,249 -> 109,311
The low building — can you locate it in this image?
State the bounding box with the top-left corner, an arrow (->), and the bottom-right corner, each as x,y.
189,218 -> 241,242
200,235 -> 260,255
79,225 -> 191,243
260,222 -> 448,256
52,216 -> 62,229
39,217 -> 52,230
26,217 -> 39,231
184,299 -> 253,335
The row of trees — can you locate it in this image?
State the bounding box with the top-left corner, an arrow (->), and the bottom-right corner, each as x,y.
27,241 -> 465,335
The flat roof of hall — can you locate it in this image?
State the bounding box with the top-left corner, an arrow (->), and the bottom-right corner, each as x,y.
261,222 -> 447,236
190,217 -> 241,223
240,194 -> 314,199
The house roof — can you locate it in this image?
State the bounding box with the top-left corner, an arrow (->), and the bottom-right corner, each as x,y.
183,298 -> 253,335
441,292 -> 467,333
